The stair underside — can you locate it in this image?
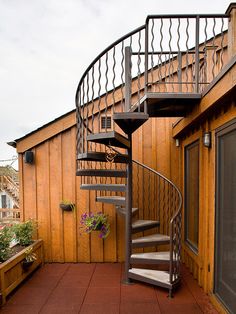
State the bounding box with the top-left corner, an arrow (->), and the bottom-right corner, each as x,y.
131,92 -> 201,117
77,152 -> 129,163
87,131 -> 130,148
76,169 -> 127,177
130,251 -> 176,264
132,219 -> 160,233
116,207 -> 138,216
132,233 -> 170,248
96,196 -> 125,205
113,112 -> 149,134
81,184 -> 126,192
128,268 -> 180,289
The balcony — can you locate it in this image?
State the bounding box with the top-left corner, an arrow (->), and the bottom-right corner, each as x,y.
1,263 -> 218,314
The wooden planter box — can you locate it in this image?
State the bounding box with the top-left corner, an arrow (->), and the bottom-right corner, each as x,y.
0,239 -> 43,306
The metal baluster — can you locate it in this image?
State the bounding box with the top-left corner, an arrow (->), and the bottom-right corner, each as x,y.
121,41 -> 125,112
150,19 -> 155,90
98,59 -> 101,133
112,46 -> 116,127
104,52 -> 109,132
137,30 -> 142,111
212,18 -> 216,79
177,18 -> 182,92
185,18 -> 190,92
195,16 -> 200,93
220,18 -> 225,71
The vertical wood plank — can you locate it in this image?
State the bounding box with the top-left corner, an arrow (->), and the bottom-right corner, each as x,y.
23,148 -> 37,220
35,142 -> 51,262
18,154 -> 24,222
62,129 -> 77,262
49,135 -> 64,262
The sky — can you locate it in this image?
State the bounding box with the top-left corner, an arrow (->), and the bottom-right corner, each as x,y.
0,0 -> 231,169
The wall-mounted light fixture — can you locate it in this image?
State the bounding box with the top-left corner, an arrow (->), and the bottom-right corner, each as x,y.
175,139 -> 180,147
203,132 -> 211,148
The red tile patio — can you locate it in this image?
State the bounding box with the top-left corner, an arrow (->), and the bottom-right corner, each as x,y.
1,263 -> 218,314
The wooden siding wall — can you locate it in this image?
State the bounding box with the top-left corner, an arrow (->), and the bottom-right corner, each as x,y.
19,117 -> 179,263
179,98 -> 236,298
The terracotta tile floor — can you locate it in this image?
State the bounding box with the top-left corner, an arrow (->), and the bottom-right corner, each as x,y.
1,263 -> 218,314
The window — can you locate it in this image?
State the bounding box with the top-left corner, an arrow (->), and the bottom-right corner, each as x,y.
1,195 -> 7,208
184,140 -> 199,252
101,116 -> 111,129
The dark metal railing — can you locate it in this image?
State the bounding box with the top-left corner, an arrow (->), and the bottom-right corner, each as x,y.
76,13 -> 229,161
132,160 -> 182,284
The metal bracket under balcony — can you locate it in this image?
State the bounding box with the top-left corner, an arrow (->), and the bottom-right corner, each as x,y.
113,112 -> 149,134
131,92 -> 202,117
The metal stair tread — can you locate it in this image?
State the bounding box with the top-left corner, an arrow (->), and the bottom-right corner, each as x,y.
87,131 -> 130,148
96,196 -> 125,205
128,268 -> 171,288
76,169 -> 127,177
132,233 -> 170,248
77,152 -> 129,163
131,92 -> 202,117
132,219 -> 160,233
81,184 -> 126,192
130,251 -> 177,264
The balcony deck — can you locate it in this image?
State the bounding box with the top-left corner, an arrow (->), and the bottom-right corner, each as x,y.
1,263 -> 218,314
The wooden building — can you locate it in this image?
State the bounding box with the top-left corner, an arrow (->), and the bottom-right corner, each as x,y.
10,3 -> 236,313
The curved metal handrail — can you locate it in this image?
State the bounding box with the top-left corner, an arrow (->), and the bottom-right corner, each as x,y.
75,24 -> 146,105
132,159 -> 182,284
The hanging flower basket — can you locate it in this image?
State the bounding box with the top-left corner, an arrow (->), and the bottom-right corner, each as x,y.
80,212 -> 110,238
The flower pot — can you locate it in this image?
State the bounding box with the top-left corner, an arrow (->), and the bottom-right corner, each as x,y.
95,222 -> 103,231
22,260 -> 34,272
59,203 -> 74,211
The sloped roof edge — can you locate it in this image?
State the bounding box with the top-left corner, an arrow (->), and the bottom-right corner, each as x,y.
14,109 -> 76,153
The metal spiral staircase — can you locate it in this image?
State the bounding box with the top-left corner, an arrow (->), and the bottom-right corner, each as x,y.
75,14 -> 228,296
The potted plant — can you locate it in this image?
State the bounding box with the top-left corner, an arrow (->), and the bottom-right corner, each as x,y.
13,219 -> 37,246
22,247 -> 37,271
80,211 -> 110,238
0,220 -> 43,306
59,200 -> 76,212
0,224 -> 14,263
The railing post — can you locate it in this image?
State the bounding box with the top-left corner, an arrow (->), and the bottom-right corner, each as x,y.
195,16 -> 200,93
226,3 -> 236,59
124,134 -> 132,284
125,47 -> 132,112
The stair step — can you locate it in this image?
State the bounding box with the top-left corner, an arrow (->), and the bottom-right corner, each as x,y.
116,207 -> 138,216
131,92 -> 201,117
113,112 -> 149,134
132,234 -> 170,248
77,152 -> 129,163
76,169 -> 127,177
87,131 -> 130,149
130,251 -> 176,264
81,184 -> 126,192
128,268 -> 172,289
96,196 -> 125,205
132,220 -> 160,234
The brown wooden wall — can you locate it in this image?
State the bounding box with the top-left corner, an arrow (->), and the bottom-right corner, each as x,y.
18,116 -> 179,263
177,94 -> 236,311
